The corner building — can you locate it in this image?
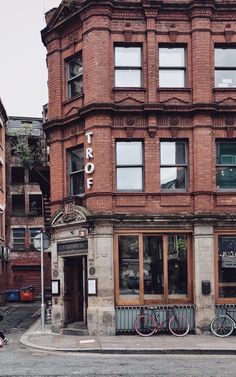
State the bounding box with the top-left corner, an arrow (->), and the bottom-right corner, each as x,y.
42,0 -> 236,335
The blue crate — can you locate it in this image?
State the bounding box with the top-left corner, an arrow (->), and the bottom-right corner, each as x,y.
5,289 -> 19,302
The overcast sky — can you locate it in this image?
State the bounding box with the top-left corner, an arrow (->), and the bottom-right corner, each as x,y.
0,0 -> 61,118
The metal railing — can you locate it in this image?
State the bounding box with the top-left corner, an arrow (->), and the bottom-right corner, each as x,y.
216,304 -> 236,321
115,304 -> 195,334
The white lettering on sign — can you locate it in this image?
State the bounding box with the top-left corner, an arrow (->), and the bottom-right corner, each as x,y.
86,147 -> 93,159
85,163 -> 95,174
85,131 -> 94,189
87,177 -> 93,189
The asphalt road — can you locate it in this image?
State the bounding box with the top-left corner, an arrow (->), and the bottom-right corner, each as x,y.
0,303 -> 236,377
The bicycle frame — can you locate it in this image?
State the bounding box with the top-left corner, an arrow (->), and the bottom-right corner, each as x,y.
223,307 -> 236,329
146,306 -> 179,332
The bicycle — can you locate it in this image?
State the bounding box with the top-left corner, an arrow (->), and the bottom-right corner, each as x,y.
134,305 -> 190,337
210,305 -> 236,337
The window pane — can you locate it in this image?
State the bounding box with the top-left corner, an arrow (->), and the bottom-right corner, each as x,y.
117,142 -> 143,165
161,142 -> 186,165
71,147 -> 84,172
115,47 -> 141,67
215,70 -> 236,88
216,167 -> 236,189
69,77 -> 83,97
215,49 -> 236,68
168,235 -> 187,297
143,236 -> 164,298
69,56 -> 83,78
119,235 -> 139,297
161,167 -> 186,190
117,168 -> 143,190
115,69 -> 141,87
159,48 -> 185,67
217,142 -> 236,164
218,236 -> 236,298
159,70 -> 185,88
71,172 -> 84,195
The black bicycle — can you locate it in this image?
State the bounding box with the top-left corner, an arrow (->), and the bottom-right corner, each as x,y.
134,305 -> 190,337
211,305 -> 236,338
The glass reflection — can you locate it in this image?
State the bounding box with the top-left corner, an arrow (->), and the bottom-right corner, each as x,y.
159,48 -> 185,67
168,235 -> 187,297
115,47 -> 141,67
215,49 -> 236,67
215,71 -> 236,88
119,236 -> 139,296
115,70 -> 141,87
216,167 -> 236,189
159,70 -> 185,88
218,236 -> 236,298
117,168 -> 143,190
143,236 -> 164,297
161,167 -> 186,189
117,142 -> 143,165
161,142 -> 186,165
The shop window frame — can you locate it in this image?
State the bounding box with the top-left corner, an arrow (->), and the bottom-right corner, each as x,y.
114,230 -> 192,306
215,232 -> 236,304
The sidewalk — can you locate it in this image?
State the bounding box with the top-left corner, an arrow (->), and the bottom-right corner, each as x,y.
20,319 -> 236,354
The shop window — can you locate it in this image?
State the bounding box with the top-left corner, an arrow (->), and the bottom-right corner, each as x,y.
159,47 -> 186,88
69,145 -> 84,195
12,195 -> 25,216
160,141 -> 188,190
29,228 -> 42,249
215,48 -> 236,88
117,233 -> 190,303
12,228 -> 25,251
116,141 -> 143,191
29,195 -> 42,216
11,167 -> 25,184
218,236 -> 236,299
68,53 -> 83,98
216,141 -> 236,189
115,46 -> 142,87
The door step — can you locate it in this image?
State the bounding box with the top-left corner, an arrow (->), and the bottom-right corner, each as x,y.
63,323 -> 89,336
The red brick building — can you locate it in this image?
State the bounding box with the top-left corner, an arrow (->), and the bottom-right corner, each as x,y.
5,116 -> 51,298
42,0 -> 236,335
0,99 -> 8,304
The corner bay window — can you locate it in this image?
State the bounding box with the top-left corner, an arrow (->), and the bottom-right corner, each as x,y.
160,141 -> 188,190
69,145 -> 84,195
159,47 -> 186,88
216,142 -> 236,189
215,48 -> 236,88
116,141 -> 143,191
68,53 -> 83,98
218,236 -> 236,299
116,233 -> 191,303
115,46 -> 142,87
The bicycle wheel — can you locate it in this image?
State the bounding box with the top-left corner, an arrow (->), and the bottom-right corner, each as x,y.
134,314 -> 157,337
210,315 -> 234,338
169,315 -> 190,337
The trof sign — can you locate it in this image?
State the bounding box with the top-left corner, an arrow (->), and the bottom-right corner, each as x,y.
85,131 -> 95,189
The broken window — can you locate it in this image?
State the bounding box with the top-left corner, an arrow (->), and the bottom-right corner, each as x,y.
12,195 -> 25,216
11,167 -> 25,184
29,195 -> 42,216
